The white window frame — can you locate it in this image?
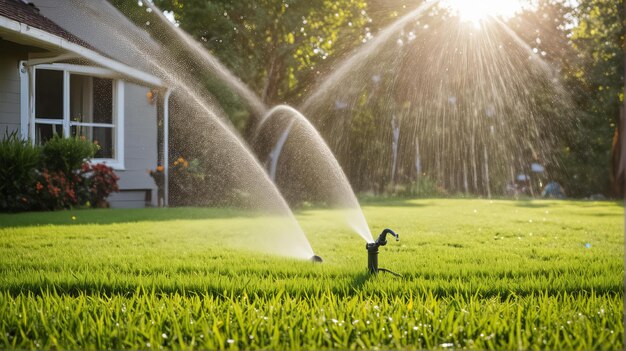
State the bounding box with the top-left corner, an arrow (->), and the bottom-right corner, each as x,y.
27,63 -> 125,170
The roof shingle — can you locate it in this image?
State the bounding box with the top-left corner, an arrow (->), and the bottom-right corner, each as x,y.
0,0 -> 95,50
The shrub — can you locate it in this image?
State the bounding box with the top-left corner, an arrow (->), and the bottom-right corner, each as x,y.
31,163 -> 120,211
81,163 -> 120,208
41,135 -> 98,177
33,169 -> 78,210
0,131 -> 41,211
0,133 -> 119,212
151,157 -> 209,206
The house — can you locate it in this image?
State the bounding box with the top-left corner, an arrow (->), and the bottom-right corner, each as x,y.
0,0 -> 173,208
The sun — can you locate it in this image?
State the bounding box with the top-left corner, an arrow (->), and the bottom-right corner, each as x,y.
442,0 -> 527,27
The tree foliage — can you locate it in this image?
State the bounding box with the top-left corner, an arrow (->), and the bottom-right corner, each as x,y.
109,0 -> 624,198
563,0 -> 624,196
154,0 -> 370,105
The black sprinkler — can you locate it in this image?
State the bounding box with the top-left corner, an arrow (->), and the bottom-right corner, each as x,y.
366,228 -> 400,276
310,255 -> 323,263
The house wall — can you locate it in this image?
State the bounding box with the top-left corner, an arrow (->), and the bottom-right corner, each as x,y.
0,42 -> 159,208
107,82 -> 159,208
0,40 -> 27,136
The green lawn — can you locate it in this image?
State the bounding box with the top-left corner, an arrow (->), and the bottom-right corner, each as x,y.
0,199 -> 623,350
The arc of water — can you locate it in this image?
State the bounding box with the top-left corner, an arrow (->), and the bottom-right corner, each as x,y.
300,0 -> 437,112
258,105 -> 374,243
145,1 -> 268,117
88,0 -> 314,259
268,119 -> 297,182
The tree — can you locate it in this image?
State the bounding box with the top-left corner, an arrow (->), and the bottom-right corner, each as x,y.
507,0 -> 624,197
561,0 -> 624,196
153,0 -> 370,106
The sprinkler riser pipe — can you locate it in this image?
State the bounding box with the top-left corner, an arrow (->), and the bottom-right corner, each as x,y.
366,243 -> 379,273
366,228 -> 399,274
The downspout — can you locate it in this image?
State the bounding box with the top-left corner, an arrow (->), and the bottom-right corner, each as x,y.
163,88 -> 172,207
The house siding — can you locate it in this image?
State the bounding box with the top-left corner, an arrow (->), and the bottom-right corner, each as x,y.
0,40 -> 26,136
107,82 -> 158,208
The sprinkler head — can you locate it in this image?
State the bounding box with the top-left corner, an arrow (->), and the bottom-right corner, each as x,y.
367,228 -> 399,274
310,255 -> 323,263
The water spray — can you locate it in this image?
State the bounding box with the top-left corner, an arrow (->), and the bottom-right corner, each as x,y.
366,229 -> 401,276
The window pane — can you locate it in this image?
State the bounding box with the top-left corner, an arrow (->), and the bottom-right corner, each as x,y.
35,124 -> 63,145
93,78 -> 113,124
71,125 -> 114,159
70,74 -> 91,123
70,75 -> 113,124
35,70 -> 63,119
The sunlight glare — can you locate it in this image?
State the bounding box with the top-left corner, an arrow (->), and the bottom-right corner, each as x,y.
442,0 -> 527,27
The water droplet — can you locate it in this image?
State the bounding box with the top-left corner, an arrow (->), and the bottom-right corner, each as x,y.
162,333 -> 168,339
227,339 -> 235,344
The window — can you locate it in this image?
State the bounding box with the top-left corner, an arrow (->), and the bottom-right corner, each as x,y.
31,64 -> 124,168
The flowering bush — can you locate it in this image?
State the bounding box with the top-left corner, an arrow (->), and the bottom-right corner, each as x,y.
81,163 -> 120,208
0,134 -> 119,212
149,165 -> 165,190
30,163 -> 119,210
150,156 -> 207,206
33,169 -> 79,210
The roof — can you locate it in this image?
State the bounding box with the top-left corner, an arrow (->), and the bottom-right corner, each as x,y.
0,0 -> 164,87
0,0 -> 95,50
30,0 -> 165,79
